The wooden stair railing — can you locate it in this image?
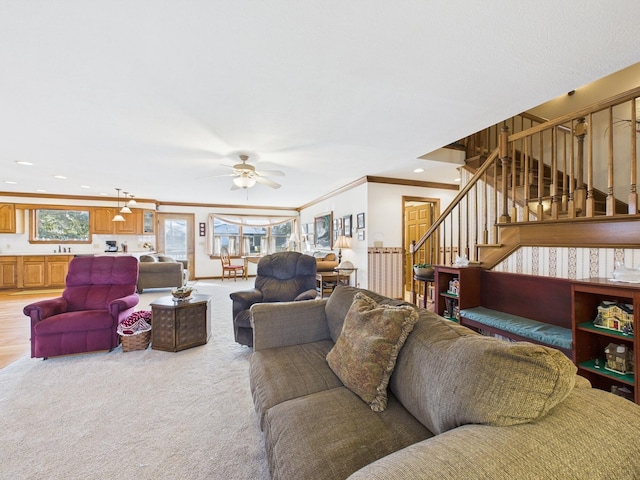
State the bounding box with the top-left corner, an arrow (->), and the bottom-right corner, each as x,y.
410,87 -> 640,303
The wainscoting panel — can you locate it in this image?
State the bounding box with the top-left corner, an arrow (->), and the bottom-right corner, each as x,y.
368,247 -> 403,299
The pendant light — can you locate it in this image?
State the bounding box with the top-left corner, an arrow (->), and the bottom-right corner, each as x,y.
127,194 -> 137,206
119,191 -> 132,214
112,188 -> 125,222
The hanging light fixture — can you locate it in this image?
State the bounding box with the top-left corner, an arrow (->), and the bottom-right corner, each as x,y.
112,188 -> 125,222
127,194 -> 137,206
119,191 -> 132,213
233,175 -> 257,188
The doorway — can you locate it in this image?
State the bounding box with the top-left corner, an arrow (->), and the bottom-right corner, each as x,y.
403,196 -> 439,296
157,213 -> 195,280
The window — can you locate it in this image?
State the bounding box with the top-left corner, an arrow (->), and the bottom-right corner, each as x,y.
31,208 -> 90,243
210,215 -> 295,256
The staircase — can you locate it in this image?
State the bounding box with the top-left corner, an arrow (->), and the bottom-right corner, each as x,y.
410,87 -> 640,281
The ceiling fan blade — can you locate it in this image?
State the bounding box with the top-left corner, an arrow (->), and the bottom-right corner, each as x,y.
255,169 -> 285,177
255,176 -> 281,189
198,172 -> 237,179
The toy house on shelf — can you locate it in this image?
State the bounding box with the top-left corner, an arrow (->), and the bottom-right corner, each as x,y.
447,278 -> 460,296
604,343 -> 634,375
593,301 -> 634,335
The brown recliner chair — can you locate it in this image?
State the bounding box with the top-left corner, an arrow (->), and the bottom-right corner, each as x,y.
230,251 -> 317,347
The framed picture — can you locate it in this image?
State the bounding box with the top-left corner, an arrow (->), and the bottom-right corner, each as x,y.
358,230 -> 365,241
314,212 -> 333,249
199,222 -> 206,237
343,214 -> 352,237
357,212 -> 365,229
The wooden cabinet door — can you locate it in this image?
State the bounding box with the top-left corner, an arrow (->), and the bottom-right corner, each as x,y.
23,256 -> 46,288
92,207 -> 115,234
115,211 -> 137,234
46,256 -> 71,287
0,203 -> 16,233
0,257 -> 18,288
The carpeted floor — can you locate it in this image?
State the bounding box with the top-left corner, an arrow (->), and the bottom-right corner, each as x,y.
0,279 -> 270,480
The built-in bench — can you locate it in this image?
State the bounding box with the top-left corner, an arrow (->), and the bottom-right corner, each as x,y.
458,271 -> 573,357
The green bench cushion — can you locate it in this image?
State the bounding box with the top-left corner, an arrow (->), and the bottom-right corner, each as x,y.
460,306 -> 573,350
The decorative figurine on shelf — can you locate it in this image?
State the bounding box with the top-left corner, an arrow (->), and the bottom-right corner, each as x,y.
593,301 -> 634,335
610,261 -> 640,283
447,278 -> 460,295
604,343 -> 634,375
454,254 -> 469,267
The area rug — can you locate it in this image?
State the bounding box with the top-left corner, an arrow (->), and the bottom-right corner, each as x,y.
0,279 -> 270,480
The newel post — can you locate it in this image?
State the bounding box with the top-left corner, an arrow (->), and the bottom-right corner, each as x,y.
498,126 -> 512,223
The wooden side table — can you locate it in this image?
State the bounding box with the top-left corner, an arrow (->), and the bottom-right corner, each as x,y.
150,294 -> 212,352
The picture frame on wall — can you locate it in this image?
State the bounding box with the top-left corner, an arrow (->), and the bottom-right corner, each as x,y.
343,214 -> 352,237
356,212 -> 365,229
314,212 -> 333,249
358,230 -> 365,241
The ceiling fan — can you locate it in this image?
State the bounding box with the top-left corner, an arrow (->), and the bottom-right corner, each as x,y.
219,154 -> 285,190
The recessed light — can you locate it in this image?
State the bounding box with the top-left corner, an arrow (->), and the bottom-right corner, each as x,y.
4,180 -> 17,184
454,178 -> 461,182
54,175 -> 67,179
99,192 -> 109,196
36,189 -> 46,193
413,168 -> 424,173
15,161 -> 33,166
80,185 -> 91,189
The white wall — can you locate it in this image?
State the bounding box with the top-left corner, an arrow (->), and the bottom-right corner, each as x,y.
299,181 -> 459,289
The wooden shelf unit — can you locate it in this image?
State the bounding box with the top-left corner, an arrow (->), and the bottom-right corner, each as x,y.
572,278 -> 639,404
434,266 -> 481,322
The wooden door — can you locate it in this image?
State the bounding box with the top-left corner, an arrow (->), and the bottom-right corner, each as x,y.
403,198 -> 439,294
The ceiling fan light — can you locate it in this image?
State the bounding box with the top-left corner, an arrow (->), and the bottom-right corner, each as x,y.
233,176 -> 257,188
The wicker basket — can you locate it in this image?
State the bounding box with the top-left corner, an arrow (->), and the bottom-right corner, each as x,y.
120,330 -> 151,352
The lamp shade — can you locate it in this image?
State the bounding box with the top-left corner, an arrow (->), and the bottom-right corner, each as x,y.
112,213 -> 125,222
119,205 -> 132,214
335,235 -> 351,249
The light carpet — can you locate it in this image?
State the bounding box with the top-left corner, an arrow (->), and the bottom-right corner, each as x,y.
0,279 -> 270,480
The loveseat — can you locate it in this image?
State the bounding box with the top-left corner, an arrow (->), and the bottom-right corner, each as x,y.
313,251 -> 338,271
137,254 -> 189,293
249,285 -> 640,480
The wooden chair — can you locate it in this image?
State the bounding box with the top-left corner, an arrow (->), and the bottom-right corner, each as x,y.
220,246 -> 244,281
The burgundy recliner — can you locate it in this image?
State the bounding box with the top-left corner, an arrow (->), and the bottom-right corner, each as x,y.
23,256 -> 139,359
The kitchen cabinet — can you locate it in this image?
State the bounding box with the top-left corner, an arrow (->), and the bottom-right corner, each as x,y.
0,256 -> 18,288
0,203 -> 16,233
22,256 -> 46,288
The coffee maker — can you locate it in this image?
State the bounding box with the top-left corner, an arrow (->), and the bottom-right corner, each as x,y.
105,241 -> 118,252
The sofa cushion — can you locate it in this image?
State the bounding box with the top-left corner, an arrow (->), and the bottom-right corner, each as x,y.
263,386 -> 433,480
326,292 -> 418,412
389,310 -> 577,435
250,340 -> 342,429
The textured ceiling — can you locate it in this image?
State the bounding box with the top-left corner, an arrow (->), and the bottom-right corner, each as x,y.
1,1 -> 639,208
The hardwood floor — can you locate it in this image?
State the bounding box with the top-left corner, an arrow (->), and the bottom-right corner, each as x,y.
0,289 -> 62,369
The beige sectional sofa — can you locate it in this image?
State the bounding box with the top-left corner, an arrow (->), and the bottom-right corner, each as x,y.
249,285 -> 640,480
137,254 -> 189,293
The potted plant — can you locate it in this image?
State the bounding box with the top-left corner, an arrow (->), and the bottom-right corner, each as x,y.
413,263 -> 434,278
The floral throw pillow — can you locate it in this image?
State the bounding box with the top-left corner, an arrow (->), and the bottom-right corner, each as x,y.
326,292 -> 419,412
